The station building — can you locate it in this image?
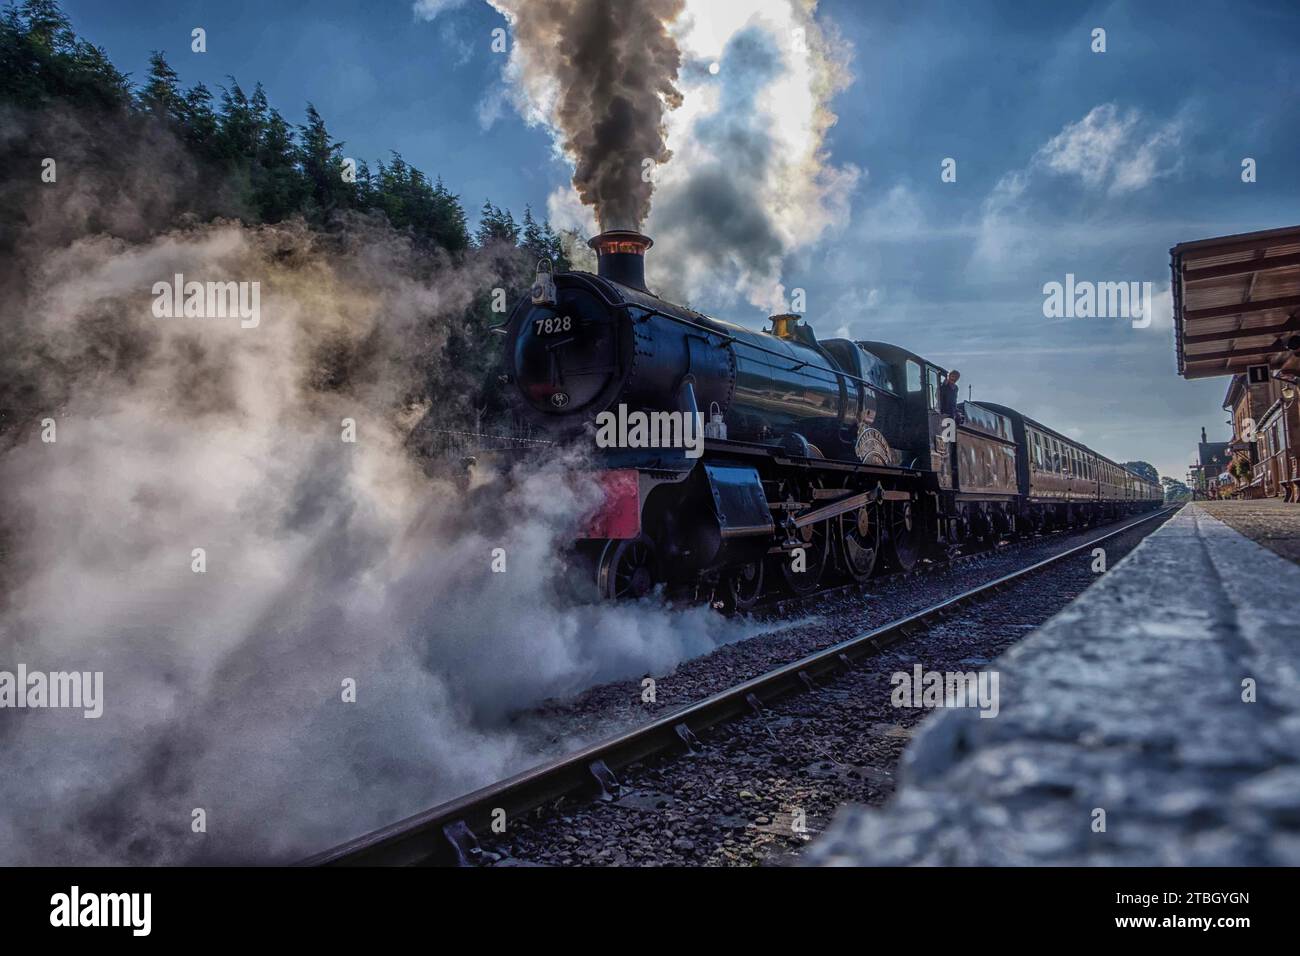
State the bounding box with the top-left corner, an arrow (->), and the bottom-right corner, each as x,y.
1172,225 -> 1300,502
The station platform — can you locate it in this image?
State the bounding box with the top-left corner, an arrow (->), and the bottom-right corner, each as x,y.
1195,499 -> 1300,566
805,503 -> 1300,866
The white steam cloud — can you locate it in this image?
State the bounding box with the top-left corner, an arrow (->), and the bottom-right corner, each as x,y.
0,217 -> 754,864
647,0 -> 859,313
422,0 -> 858,314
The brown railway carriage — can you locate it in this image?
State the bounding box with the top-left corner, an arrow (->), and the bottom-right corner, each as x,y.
848,341 -> 1158,542
978,402 -> 1162,528
947,401 -> 1021,539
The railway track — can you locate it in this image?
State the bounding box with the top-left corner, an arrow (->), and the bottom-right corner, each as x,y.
306,506 -> 1177,867
749,520 -> 1103,618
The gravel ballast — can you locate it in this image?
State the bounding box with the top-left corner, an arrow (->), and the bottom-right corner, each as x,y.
478,512 -> 1173,866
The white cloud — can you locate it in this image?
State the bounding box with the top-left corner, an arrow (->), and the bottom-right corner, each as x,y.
438,19 -> 475,68
973,103 -> 1187,267
413,0 -> 472,20
1036,104 -> 1184,196
476,83 -> 508,130
1143,282 -> 1174,331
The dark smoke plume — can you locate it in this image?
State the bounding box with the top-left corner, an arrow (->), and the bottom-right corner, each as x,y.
490,0 -> 685,230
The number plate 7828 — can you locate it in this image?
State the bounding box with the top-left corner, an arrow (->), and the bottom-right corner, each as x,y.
534,315 -> 573,336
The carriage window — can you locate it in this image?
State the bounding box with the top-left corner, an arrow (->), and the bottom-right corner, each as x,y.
905,360 -> 922,393
926,367 -> 940,411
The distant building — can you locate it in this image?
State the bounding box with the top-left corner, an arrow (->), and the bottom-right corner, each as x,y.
1194,426 -> 1231,499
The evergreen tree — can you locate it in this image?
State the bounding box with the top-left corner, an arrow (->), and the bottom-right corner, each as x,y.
16,0 -> 70,51
218,78 -> 260,161
180,81 -> 219,152
252,105 -> 302,221
297,102 -> 347,222
0,0 -> 128,108
138,51 -> 184,123
66,37 -> 130,108
542,221 -> 570,271
374,156 -> 469,251
519,205 -> 570,270
352,158 -> 375,210
430,177 -> 470,252
521,205 -> 545,259
475,200 -> 519,247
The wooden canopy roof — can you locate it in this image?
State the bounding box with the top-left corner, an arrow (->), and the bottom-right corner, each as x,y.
1171,224 -> 1300,379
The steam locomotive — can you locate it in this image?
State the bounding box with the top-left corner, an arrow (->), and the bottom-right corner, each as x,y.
497,230 -> 1161,609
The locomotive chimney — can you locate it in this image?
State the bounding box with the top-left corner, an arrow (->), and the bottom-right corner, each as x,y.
589,230 -> 653,292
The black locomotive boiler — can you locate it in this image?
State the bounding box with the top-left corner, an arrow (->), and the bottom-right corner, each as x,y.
498,231 -> 1160,609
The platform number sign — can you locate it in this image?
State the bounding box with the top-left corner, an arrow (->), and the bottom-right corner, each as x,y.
1247,364 -> 1270,385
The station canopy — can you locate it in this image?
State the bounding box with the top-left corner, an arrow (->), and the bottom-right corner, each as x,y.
1171,224 -> 1300,379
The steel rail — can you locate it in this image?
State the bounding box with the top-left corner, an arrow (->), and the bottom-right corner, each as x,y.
306,506 -> 1177,867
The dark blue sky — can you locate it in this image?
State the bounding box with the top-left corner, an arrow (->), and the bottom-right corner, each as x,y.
62,0 -> 562,220
60,0 -> 1300,477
